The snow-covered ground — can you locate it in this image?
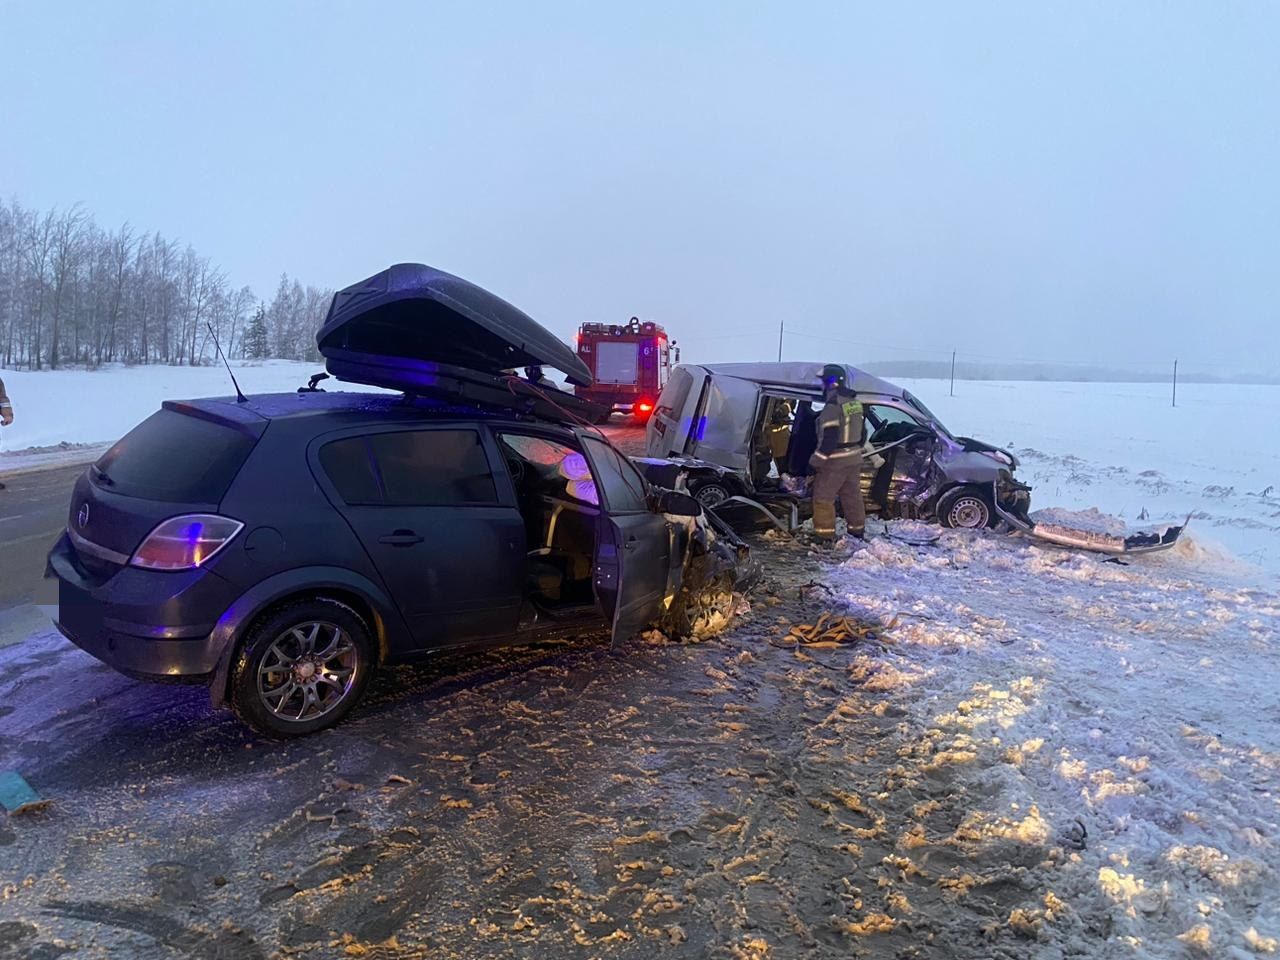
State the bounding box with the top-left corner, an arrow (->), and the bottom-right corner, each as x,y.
895,379 -> 1280,578
800,521 -> 1280,958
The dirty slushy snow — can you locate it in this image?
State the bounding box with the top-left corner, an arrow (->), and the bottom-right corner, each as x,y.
818,519 -> 1280,958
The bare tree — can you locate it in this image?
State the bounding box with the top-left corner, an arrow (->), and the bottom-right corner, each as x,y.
47,205 -> 88,369
0,197 -> 328,371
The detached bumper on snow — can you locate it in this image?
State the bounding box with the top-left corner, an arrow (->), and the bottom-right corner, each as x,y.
993,493 -> 1189,556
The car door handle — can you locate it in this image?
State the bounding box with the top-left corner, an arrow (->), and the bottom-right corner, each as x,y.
378,530 -> 424,546
624,536 -> 638,550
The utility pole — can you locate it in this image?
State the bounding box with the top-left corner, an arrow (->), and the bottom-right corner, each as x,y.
1172,359 -> 1178,408
950,351 -> 956,397
777,319 -> 784,362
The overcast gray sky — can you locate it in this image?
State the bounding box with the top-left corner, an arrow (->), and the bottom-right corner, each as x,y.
2,1 -> 1276,372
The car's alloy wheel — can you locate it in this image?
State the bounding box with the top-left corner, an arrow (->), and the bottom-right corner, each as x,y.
257,621 -> 359,723
231,598 -> 374,737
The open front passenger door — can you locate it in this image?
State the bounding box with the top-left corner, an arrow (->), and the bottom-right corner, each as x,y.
579,436 -> 673,648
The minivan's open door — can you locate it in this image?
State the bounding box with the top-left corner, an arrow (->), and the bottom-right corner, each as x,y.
686,375 -> 762,474
579,435 -> 672,647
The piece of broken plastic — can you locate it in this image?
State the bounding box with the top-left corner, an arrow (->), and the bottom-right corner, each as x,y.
0,770 -> 41,813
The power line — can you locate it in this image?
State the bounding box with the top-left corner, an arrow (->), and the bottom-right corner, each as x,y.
786,327 -> 1134,366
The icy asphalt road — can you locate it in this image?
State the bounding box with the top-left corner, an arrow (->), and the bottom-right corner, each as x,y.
0,465 -> 83,615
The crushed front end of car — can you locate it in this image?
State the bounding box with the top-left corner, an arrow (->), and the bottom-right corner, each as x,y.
640,465 -> 758,641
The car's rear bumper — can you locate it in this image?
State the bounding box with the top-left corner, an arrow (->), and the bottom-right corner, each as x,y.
52,618 -> 218,683
48,532 -> 233,683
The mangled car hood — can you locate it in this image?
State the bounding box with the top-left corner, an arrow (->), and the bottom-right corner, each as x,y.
317,263 -> 593,389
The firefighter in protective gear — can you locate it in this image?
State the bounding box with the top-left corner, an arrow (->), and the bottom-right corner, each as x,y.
809,364 -> 866,539
766,399 -> 793,475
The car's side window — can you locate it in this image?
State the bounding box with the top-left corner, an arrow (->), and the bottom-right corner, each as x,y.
320,429 -> 498,506
582,437 -> 648,513
372,430 -> 497,505
497,433 -> 600,507
866,404 -> 921,430
319,436 -> 382,504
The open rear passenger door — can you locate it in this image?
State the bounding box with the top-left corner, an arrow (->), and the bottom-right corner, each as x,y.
579,436 -> 674,648
686,375 -> 763,474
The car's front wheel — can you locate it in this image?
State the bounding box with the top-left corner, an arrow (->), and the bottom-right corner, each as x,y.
231,598 -> 374,737
937,486 -> 995,530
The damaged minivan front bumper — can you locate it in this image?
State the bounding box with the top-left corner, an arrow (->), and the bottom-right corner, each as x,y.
992,487 -> 1188,555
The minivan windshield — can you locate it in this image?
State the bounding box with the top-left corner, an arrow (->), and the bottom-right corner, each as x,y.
903,391 -> 955,440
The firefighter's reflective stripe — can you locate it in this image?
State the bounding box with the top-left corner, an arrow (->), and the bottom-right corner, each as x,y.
816,398 -> 864,447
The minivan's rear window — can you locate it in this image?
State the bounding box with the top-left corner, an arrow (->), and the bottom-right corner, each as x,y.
657,367 -> 695,416
93,409 -> 258,503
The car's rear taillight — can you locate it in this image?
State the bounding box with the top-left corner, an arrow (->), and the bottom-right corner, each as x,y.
637,401 -> 654,413
129,515 -> 244,571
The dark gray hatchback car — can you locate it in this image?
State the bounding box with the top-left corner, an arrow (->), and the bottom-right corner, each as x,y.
48,264 -> 712,736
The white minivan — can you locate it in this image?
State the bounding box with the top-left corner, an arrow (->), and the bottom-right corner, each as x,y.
644,361 -> 1030,529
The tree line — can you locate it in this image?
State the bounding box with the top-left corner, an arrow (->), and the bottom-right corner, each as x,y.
0,198 -> 331,369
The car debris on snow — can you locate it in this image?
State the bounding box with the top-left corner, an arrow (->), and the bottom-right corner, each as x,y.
998,503 -> 1190,555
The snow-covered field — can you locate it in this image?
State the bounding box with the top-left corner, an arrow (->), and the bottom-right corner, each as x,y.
895,379 -> 1280,579
2,368 -> 1277,575
0,361 -> 359,455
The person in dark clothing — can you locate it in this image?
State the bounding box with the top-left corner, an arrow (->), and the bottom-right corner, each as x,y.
809,364 -> 866,539
523,365 -> 562,391
0,376 -> 12,490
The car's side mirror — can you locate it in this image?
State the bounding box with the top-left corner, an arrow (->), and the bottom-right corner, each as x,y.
653,489 -> 702,516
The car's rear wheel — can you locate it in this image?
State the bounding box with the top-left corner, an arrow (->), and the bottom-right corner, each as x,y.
937,486 -> 994,529
231,598 -> 374,737
691,481 -> 732,508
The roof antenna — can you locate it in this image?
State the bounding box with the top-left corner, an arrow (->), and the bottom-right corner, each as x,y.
206,321 -> 249,403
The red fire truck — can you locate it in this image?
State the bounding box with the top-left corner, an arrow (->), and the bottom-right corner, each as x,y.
573,318 -> 678,423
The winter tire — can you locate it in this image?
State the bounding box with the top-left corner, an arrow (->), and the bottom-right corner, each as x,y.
937,486 -> 995,530
231,597 -> 374,737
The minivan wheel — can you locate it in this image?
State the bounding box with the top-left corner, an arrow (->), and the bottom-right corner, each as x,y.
937,486 -> 994,530
692,482 -> 731,508
231,598 -> 374,737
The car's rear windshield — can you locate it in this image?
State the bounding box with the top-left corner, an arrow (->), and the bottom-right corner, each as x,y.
93,409 -> 259,503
